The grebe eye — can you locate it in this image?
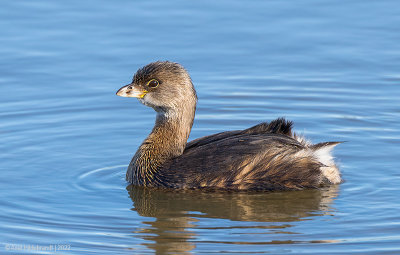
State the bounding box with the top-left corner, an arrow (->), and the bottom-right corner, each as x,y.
147,79 -> 159,88
127,85 -> 133,90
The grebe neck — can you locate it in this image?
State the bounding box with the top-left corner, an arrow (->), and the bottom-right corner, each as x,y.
127,107 -> 195,185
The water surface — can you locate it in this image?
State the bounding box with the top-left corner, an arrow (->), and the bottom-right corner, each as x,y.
1,0 -> 400,254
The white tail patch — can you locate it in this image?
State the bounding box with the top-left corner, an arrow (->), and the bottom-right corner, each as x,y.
294,133 -> 312,146
313,144 -> 341,184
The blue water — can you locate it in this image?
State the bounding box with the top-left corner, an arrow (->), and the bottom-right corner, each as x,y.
1,0 -> 400,254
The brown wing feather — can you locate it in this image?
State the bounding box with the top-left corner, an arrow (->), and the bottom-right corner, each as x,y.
159,118 -> 329,191
185,117 -> 294,150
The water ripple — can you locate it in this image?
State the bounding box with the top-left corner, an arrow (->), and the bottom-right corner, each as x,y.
75,165 -> 126,192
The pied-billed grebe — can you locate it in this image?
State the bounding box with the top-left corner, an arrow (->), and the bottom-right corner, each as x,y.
116,61 -> 342,191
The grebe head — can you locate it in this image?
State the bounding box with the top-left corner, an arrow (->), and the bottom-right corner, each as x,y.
116,61 -> 197,115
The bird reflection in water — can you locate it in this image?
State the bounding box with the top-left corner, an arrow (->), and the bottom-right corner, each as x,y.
127,185 -> 339,254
